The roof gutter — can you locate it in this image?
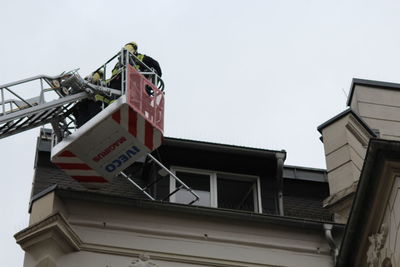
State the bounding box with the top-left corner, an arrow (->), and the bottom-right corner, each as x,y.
276,152 -> 286,216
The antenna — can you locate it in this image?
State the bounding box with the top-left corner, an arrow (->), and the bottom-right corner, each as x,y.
342,88 -> 348,99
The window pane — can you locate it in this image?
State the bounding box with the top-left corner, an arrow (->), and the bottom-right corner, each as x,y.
175,171 -> 211,206
217,178 -> 256,211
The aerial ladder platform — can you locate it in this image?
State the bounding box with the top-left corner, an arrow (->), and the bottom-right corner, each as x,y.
0,49 -> 199,205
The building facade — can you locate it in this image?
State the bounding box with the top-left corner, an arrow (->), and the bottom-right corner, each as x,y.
14,78 -> 400,266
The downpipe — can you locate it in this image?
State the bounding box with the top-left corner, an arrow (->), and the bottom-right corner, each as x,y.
276,152 -> 286,216
324,223 -> 339,265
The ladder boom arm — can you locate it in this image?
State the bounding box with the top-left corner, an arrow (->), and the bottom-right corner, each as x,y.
0,92 -> 87,125
0,92 -> 88,139
0,73 -> 69,89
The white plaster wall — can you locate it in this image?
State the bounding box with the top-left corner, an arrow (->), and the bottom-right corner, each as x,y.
57,199 -> 334,267
362,117 -> 400,140
351,86 -> 400,108
322,119 -> 348,156
351,85 -> 400,141
29,192 -> 68,225
321,114 -> 369,195
326,161 -> 358,194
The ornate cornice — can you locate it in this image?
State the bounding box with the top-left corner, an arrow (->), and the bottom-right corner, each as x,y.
70,219 -> 329,256
14,212 -> 82,252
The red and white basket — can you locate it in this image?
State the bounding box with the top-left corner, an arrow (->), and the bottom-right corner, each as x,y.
51,65 -> 164,188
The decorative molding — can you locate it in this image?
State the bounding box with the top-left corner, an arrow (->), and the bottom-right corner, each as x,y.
366,224 -> 388,267
71,219 -> 329,255
381,257 -> 393,267
81,243 -> 283,267
130,253 -> 159,267
14,212 -> 82,253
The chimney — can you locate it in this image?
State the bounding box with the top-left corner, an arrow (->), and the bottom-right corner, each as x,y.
319,78 -> 400,223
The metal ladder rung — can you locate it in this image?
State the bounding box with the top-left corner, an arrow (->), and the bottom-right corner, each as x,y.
0,107 -> 62,138
1,107 -> 57,133
0,120 -> 15,132
4,116 -> 33,134
0,92 -> 83,139
34,107 -> 62,122
0,92 -> 86,125
0,117 -> 25,135
26,107 -> 59,124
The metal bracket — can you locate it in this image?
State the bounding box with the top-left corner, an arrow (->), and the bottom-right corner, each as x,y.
121,154 -> 200,205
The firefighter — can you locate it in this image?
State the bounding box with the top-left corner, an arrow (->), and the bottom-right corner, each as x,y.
73,42 -> 162,127
109,42 -> 162,91
73,69 -> 104,127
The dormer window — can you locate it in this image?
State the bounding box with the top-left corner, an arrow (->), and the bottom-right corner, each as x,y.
170,167 -> 262,213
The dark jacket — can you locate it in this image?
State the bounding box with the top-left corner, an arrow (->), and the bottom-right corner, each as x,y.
141,54 -> 162,77
109,54 -> 162,91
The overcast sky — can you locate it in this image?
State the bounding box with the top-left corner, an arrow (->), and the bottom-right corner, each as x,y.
2,0 -> 400,265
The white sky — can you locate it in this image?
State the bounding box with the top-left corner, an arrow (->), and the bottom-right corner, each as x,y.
2,0 -> 400,265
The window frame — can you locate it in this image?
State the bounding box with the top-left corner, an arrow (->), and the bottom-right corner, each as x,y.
170,166 -> 262,213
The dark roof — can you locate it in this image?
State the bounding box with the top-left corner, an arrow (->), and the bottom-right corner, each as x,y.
346,78 -> 400,107
31,130 -> 148,204
31,134 -> 284,208
317,108 -> 376,137
31,132 -> 332,222
283,176 -> 331,221
336,138 -> 400,267
282,165 -> 331,221
283,195 -> 332,221
31,152 -> 148,208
